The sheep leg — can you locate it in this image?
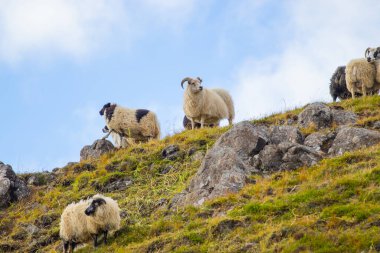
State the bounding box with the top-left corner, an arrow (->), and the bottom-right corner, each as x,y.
63,241 -> 69,253
362,85 -> 367,97
103,230 -> 108,244
190,119 -> 195,130
200,117 -> 205,128
228,118 -> 233,126
70,241 -> 76,253
101,130 -> 113,140
93,234 -> 98,247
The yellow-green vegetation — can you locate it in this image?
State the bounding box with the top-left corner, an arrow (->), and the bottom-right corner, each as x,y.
1,96 -> 380,253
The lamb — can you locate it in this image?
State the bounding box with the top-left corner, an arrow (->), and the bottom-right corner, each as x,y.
346,48 -> 380,98
99,103 -> 160,147
181,77 -> 235,129
59,194 -> 121,253
182,115 -> 217,130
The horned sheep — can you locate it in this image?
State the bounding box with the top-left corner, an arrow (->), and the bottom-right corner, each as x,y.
99,103 -> 160,148
181,77 -> 235,129
59,194 -> 121,253
345,47 -> 380,98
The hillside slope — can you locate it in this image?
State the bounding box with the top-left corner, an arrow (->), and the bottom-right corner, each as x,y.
2,97 -> 380,253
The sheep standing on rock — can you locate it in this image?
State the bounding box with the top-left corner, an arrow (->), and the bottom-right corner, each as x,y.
181,77 -> 235,129
346,48 -> 380,98
60,194 -> 121,253
99,103 -> 160,148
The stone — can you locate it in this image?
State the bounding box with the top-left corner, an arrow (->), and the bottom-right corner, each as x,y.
80,139 -> 114,161
328,127 -> 380,156
298,103 -> 333,129
98,177 -> 133,192
304,131 -> 336,153
331,109 -> 358,126
270,125 -> 304,145
162,145 -> 180,160
26,172 -> 56,186
0,162 -> 30,209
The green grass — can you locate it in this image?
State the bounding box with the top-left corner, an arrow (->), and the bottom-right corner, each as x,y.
1,97 -> 380,252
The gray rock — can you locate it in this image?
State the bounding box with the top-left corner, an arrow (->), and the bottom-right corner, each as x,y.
99,177 -> 133,192
190,151 -> 205,162
373,121 -> 380,130
270,125 -> 304,145
213,121 -> 269,160
0,162 -> 30,209
331,109 -> 358,126
304,131 -> 336,153
162,145 -> 180,160
328,127 -> 380,156
26,172 -> 56,186
80,139 -> 114,161
253,145 -> 283,172
298,103 -> 333,129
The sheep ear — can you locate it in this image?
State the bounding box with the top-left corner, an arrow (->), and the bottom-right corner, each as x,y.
197,77 -> 202,83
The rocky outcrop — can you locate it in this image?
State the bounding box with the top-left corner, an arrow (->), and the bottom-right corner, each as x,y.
80,139 -> 115,161
172,105 -> 379,208
0,162 -> 30,209
328,127 -> 380,156
298,103 -> 357,129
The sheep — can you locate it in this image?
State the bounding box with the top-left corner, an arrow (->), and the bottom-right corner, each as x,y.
181,77 -> 235,129
99,103 -> 160,146
345,58 -> 380,98
182,115 -> 218,130
329,66 -> 351,102
59,194 -> 121,253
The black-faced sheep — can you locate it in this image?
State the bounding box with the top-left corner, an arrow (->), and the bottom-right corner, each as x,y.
182,115 -> 217,130
346,48 -> 380,98
59,194 -> 121,253
181,77 -> 235,129
99,103 -> 160,147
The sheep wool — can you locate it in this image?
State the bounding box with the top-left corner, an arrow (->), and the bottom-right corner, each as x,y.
346,58 -> 380,98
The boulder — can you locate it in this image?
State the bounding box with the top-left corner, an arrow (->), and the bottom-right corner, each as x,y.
270,125 -> 304,145
0,162 -> 30,209
298,103 -> 333,129
162,145 -> 181,160
331,109 -> 357,126
328,127 -> 380,156
304,131 -> 336,153
80,139 -> 115,161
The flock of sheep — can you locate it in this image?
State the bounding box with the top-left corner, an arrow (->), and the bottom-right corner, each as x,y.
59,47 -> 380,252
330,47 -> 380,101
59,77 -> 235,252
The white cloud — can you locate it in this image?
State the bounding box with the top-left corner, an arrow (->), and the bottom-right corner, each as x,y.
233,0 -> 380,121
0,0 -> 126,63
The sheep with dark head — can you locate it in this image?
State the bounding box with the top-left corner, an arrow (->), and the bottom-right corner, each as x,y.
59,194 -> 120,253
181,77 -> 235,129
99,103 -> 160,148
329,66 -> 351,102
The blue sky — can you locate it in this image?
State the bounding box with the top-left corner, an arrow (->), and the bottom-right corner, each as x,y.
1,0 -> 379,172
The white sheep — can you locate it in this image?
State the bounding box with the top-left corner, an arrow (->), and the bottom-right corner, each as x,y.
181,77 -> 235,129
59,194 -> 121,253
345,58 -> 380,98
99,103 -> 160,147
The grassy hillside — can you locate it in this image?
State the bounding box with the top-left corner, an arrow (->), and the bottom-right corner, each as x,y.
2,96 -> 380,253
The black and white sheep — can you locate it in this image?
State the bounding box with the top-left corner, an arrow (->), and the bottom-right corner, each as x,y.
99,103 -> 160,148
181,77 -> 235,130
59,194 -> 121,253
346,47 -> 380,98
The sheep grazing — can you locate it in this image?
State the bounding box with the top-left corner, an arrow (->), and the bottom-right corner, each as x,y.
60,194 -> 121,253
345,58 -> 380,98
99,103 -> 160,148
183,115 -> 217,130
181,77 -> 235,129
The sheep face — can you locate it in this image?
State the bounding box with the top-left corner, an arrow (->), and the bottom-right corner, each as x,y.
365,47 -> 380,62
99,103 -> 111,116
85,198 -> 106,216
181,77 -> 203,94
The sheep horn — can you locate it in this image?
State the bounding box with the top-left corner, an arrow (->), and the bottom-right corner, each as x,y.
181,77 -> 192,89
365,47 -> 370,58
197,77 -> 203,83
